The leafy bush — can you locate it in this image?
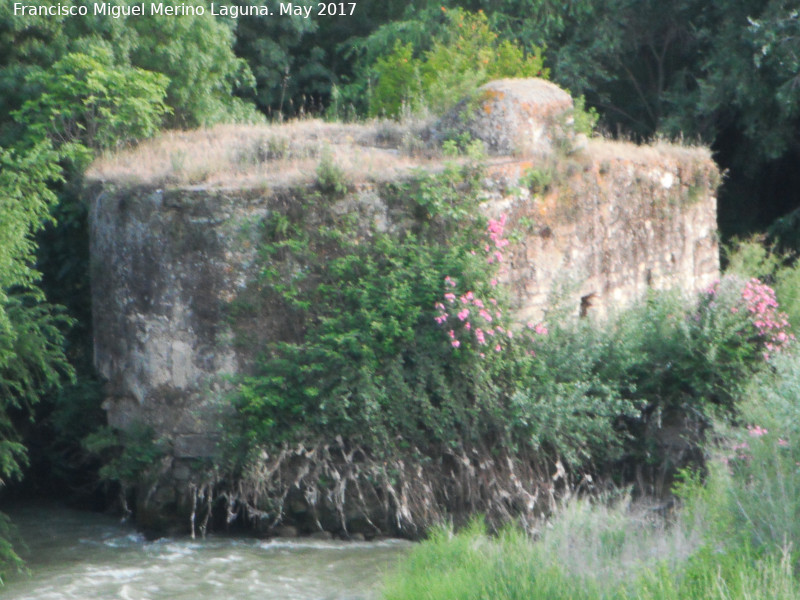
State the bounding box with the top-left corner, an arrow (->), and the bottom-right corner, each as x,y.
519,167 -> 554,194
368,9 -> 547,118
227,161 -> 511,462
83,424 -> 166,488
314,148 -> 349,197
511,278 -> 786,472
571,95 -> 599,136
13,46 -> 170,169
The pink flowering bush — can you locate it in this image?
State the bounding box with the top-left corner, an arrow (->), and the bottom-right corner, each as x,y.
433,215 -> 520,354
740,278 -> 794,357
697,275 -> 794,365
228,163 -> 533,466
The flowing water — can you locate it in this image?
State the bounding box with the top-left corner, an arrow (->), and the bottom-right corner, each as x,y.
1,505 -> 410,599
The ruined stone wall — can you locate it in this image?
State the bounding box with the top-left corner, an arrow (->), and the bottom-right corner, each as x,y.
86,79 -> 719,533
89,142 -> 719,464
491,146 -> 720,324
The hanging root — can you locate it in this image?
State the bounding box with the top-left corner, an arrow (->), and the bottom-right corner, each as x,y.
188,478 -> 217,539
219,439 -> 566,538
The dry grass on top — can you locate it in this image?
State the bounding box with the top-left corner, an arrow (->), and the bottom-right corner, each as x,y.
87,119 -> 441,189
585,137 -> 712,166
87,117 -> 715,190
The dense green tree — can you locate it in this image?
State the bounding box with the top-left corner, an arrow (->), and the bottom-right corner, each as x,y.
125,2 -> 256,126
231,0 -> 319,116
0,142 -> 73,579
14,46 -> 170,167
231,0 -> 418,117
0,0 -> 256,133
366,8 -> 546,117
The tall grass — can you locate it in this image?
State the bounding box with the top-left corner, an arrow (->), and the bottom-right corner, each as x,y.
714,353 -> 800,554
383,496 -> 799,600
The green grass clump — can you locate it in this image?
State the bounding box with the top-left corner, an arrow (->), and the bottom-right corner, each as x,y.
383,504 -> 799,600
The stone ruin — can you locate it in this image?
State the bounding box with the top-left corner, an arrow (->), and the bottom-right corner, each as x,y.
87,78 -> 720,531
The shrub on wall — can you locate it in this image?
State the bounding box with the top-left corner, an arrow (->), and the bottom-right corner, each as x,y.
221,158 -> 787,532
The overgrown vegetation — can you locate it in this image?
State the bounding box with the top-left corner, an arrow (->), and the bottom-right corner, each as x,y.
382,342 -> 800,599
221,155 -> 787,535
379,238 -> 800,599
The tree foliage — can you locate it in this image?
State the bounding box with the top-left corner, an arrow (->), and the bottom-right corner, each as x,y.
360,8 -> 547,117
14,46 -> 170,168
0,143 -> 73,577
0,0 -> 256,134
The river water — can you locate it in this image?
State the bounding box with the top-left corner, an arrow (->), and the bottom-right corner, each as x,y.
2,505 -> 410,599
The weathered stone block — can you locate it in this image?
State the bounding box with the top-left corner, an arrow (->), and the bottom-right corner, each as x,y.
436,78 -> 574,156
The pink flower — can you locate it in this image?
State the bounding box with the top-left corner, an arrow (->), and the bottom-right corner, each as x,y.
458,309 -> 470,321
448,330 -> 456,339
778,438 -> 789,447
494,344 -> 502,352
748,425 -> 768,437
490,279 -> 498,287
444,276 -> 457,287
435,314 -> 447,324
451,340 -> 460,348
444,293 -> 456,303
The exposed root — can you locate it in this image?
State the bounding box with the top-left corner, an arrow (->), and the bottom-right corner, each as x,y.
189,481 -> 214,539
222,440 -> 566,537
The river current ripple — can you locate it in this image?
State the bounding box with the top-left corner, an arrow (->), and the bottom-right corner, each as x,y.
2,505 -> 409,600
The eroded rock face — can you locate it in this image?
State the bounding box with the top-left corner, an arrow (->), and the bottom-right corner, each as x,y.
90,187 -> 265,459
436,78 -> 575,156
